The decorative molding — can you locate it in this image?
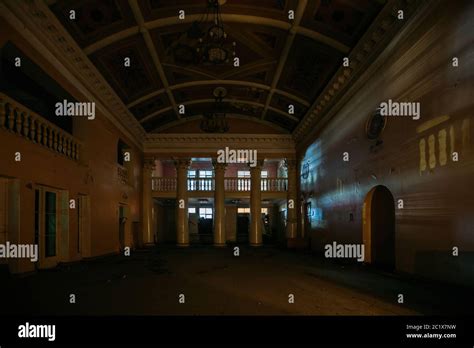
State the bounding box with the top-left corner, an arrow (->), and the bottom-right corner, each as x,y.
1,1 -> 146,148
143,158 -> 156,171
292,0 -> 426,147
144,133 -> 296,156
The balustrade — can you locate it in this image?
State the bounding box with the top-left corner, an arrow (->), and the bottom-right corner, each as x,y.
0,93 -> 81,161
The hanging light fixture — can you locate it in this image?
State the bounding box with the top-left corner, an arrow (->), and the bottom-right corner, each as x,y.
200,87 -> 229,133
171,0 -> 236,65
197,0 -> 236,64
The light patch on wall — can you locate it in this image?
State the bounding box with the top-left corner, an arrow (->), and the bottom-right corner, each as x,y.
419,138 -> 427,173
462,118 -> 470,150
449,125 -> 455,155
438,129 -> 447,166
416,115 -> 450,134
428,134 -> 436,169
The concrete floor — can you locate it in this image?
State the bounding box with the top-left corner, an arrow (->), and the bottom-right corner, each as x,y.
1,245 -> 472,316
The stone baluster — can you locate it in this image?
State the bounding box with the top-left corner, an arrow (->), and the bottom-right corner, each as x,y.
23,113 -> 29,138
48,127 -> 53,149
53,131 -> 59,151
6,104 -> 14,130
37,122 -> 43,144
30,117 -> 36,142
67,137 -> 72,157
0,100 -> 5,129
15,107 -> 22,134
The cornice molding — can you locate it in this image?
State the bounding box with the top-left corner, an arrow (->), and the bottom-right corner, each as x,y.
144,133 -> 296,155
1,1 -> 146,148
292,0 -> 426,147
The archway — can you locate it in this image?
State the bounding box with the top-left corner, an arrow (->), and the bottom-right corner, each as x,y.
362,185 -> 395,271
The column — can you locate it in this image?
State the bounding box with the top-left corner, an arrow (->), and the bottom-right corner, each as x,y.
175,158 -> 190,247
142,157 -> 155,246
285,159 -> 298,246
213,161 -> 227,246
249,160 -> 263,246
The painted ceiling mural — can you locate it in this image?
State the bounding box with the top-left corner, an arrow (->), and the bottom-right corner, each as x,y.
49,0 -> 385,133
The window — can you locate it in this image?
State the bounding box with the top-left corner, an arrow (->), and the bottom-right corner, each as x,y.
44,191 -> 57,257
261,170 -> 268,191
188,170 -> 213,190
199,170 -> 213,178
188,170 -> 196,190
237,208 -> 268,214
198,170 -> 213,190
199,207 -> 213,219
237,170 -> 250,191
188,207 -> 196,214
237,170 -> 250,178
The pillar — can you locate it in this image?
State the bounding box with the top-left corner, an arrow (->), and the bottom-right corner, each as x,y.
175,159 -> 190,246
249,160 -> 263,246
213,161 -> 227,246
142,157 -> 155,246
285,159 -> 298,246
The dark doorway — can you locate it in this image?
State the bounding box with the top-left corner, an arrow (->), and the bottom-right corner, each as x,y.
119,205 -> 126,251
236,214 -> 249,243
363,185 -> 396,271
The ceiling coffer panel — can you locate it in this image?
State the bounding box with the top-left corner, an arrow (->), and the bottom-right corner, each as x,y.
89,34 -> 163,104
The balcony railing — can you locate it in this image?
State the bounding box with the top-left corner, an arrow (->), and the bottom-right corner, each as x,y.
152,177 -> 177,191
225,177 -> 251,191
188,178 -> 214,191
261,177 -> 288,192
0,93 -> 81,161
152,176 -> 288,193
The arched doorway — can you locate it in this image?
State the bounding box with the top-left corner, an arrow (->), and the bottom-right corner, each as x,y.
362,185 -> 395,271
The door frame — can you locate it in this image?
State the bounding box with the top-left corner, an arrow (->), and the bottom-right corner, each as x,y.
35,186 -> 60,269
362,185 -> 396,268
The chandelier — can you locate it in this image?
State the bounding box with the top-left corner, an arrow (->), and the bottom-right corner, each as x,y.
172,0 -> 236,65
200,87 -> 229,133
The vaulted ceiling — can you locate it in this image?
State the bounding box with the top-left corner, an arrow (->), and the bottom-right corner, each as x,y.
48,0 -> 386,134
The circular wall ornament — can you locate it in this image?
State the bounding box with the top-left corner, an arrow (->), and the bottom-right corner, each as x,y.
366,107 -> 387,140
301,162 -> 309,180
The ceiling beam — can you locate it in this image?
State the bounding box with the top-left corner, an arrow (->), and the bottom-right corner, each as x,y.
139,98 -> 300,124
83,14 -> 350,56
127,79 -> 310,108
161,63 -> 218,80
128,0 -> 180,120
220,59 -> 275,79
261,0 -> 308,120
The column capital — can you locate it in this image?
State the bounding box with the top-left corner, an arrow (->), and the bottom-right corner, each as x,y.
284,158 -> 298,170
248,159 -> 265,170
143,157 -> 155,171
211,159 -> 228,171
173,158 -> 190,170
